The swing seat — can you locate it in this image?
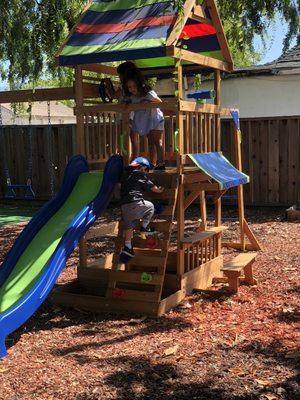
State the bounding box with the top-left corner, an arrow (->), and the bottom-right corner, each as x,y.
5,183 -> 35,200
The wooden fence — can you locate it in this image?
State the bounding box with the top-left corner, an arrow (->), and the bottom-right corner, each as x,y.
0,116 -> 299,205
222,116 -> 300,206
0,125 -> 76,199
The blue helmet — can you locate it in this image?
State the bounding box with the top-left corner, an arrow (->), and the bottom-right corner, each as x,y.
130,157 -> 151,170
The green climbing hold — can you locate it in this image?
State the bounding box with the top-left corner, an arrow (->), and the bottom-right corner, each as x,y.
141,272 -> 153,284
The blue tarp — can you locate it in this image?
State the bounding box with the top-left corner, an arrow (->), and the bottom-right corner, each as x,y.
189,152 -> 249,190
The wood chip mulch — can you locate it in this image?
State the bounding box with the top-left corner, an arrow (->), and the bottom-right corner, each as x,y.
0,206 -> 299,400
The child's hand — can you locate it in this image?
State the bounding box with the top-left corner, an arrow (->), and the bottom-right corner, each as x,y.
151,185 -> 164,193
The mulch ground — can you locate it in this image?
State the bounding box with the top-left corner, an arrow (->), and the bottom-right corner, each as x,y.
0,206 -> 299,400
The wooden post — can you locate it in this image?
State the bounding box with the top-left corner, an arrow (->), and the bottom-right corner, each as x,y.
176,62 -> 185,278
214,70 -> 222,230
79,237 -> 87,268
74,66 -> 85,155
233,117 -> 246,250
122,112 -> 130,165
199,191 -> 207,231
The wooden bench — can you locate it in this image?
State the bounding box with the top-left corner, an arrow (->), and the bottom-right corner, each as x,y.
221,253 -> 257,293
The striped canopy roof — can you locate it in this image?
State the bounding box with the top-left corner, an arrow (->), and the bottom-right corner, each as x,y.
58,0 -> 231,70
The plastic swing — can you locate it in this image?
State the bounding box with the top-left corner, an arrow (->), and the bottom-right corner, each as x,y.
0,103 -> 35,200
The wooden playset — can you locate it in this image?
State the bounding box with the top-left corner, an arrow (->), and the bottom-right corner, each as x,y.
48,0 -> 261,316
0,0 -> 262,318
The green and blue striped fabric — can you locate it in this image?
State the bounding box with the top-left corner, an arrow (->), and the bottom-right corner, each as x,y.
58,0 -> 224,68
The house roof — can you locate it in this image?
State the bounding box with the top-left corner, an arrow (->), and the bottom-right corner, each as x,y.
230,45 -> 300,76
58,0 -> 232,70
2,101 -> 75,118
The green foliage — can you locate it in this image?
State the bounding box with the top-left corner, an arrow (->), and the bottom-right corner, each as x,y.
0,0 -> 86,87
217,0 -> 300,57
0,0 -> 299,87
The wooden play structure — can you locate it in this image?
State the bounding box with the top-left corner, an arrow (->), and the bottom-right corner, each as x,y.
0,0 -> 262,316
49,0 -> 261,316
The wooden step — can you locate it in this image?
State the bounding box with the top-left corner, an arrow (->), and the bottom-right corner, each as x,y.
221,253 -> 257,293
85,222 -> 118,240
149,220 -> 174,233
129,255 -> 166,269
116,237 -> 169,251
206,226 -> 228,234
113,254 -> 166,269
106,288 -> 160,302
221,253 -> 257,273
110,270 -> 163,285
118,220 -> 173,234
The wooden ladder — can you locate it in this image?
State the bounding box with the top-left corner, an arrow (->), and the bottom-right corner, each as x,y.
107,173 -> 179,304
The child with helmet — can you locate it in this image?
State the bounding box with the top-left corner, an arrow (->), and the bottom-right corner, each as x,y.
119,157 -> 164,262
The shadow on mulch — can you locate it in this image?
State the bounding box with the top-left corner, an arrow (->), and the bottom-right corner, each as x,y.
6,302 -> 192,354
73,353 -> 298,400
239,339 -> 299,397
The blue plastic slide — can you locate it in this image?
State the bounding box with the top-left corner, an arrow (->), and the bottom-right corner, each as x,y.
0,154 -> 123,358
189,152 -> 249,189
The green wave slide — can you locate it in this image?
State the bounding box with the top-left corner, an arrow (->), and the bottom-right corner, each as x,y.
0,155 -> 123,357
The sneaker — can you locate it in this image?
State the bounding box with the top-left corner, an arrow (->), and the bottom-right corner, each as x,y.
154,163 -> 166,171
140,226 -> 156,234
119,246 -> 135,263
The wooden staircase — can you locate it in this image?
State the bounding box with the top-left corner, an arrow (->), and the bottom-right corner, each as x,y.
106,172 -> 179,306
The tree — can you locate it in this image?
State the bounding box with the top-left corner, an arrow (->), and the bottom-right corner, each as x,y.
0,0 -> 299,87
217,0 -> 300,61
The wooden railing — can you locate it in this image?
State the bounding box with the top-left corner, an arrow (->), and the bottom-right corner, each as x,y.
182,232 -> 219,273
181,111 -> 221,154
76,101 -> 230,164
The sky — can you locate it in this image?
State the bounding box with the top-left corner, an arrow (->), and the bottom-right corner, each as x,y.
255,16 -> 297,64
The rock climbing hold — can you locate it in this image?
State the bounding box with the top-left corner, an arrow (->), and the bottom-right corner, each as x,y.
141,272 -> 153,284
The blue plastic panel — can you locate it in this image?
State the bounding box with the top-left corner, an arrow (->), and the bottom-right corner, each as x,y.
189,152 -> 249,190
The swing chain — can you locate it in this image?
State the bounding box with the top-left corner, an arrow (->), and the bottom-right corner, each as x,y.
0,104 -> 11,185
47,100 -> 55,198
26,101 -> 34,186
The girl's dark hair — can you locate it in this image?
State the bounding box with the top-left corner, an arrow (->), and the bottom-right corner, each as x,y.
117,61 -> 137,78
122,69 -> 151,97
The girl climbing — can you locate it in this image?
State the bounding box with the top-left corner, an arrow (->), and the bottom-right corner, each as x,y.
122,69 -> 166,170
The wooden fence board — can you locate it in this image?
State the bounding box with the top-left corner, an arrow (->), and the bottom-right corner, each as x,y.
268,119 -> 280,203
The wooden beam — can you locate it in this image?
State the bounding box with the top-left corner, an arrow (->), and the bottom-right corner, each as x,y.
220,107 -> 233,117
179,100 -> 221,114
185,182 -> 220,191
199,191 -> 207,231
74,66 -> 85,155
214,69 -> 222,229
222,242 -> 258,251
232,114 -> 245,250
205,0 -> 234,69
79,237 -> 87,268
166,0 -> 197,46
0,87 -> 75,103
184,190 -> 201,210
243,219 -> 262,251
75,100 -> 177,114
81,64 -> 118,76
190,5 -> 213,25
167,46 -> 230,72
179,101 -> 234,119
